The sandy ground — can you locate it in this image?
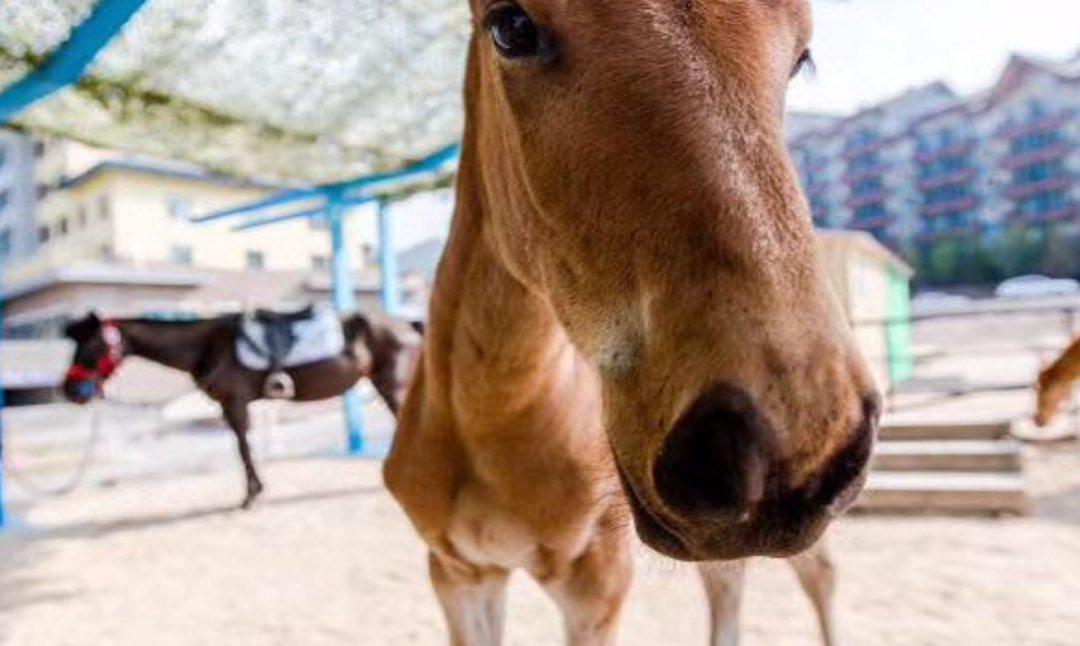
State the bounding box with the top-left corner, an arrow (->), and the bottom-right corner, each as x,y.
2,439 -> 1079,646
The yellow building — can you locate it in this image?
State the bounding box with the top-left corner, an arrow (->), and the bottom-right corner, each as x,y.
7,140 -> 366,286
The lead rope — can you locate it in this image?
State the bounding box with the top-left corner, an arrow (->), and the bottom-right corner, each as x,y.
2,400 -> 104,498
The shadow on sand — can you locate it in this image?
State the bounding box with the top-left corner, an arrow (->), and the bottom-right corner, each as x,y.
35,483 -> 385,542
0,534 -> 79,644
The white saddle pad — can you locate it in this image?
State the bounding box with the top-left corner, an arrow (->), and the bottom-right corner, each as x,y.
236,304 -> 345,371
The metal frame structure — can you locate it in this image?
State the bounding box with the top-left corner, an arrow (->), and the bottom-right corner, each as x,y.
0,0 -> 459,528
0,0 -> 152,531
192,143 -> 458,456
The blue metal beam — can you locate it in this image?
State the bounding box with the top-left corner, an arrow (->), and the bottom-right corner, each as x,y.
191,188 -> 320,224
231,196 -> 376,232
376,201 -> 401,315
0,0 -> 151,124
338,144 -> 460,202
194,143 -> 459,225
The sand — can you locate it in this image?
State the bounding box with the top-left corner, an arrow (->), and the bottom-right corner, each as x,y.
2,439 -> 1079,646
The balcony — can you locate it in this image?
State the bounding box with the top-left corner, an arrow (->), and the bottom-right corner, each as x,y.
1003,175 -> 1075,201
1007,202 -> 1079,224
998,113 -> 1069,139
922,195 -> 978,218
847,191 -> 890,210
842,139 -> 886,160
914,140 -> 975,164
917,222 -> 979,241
805,180 -> 830,198
1000,142 -> 1073,170
917,168 -> 976,191
849,213 -> 894,230
844,163 -> 890,183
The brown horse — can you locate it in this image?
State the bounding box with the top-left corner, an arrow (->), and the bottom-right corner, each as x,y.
385,1 -> 879,644
62,310 -> 420,508
1035,332 -> 1080,427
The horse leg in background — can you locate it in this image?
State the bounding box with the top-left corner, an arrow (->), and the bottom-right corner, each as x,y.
1036,333 -> 1080,426
222,398 -> 263,509
541,531 -> 632,646
789,542 -> 841,646
698,560 -> 747,646
430,553 -> 510,646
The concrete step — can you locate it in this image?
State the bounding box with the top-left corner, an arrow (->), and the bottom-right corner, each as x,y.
879,421 -> 1013,442
873,440 -> 1024,473
859,471 -> 1029,515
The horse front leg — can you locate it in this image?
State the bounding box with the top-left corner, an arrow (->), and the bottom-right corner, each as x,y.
222,399 -> 263,509
541,526 -> 632,646
430,552 -> 509,646
698,560 -> 747,646
789,542 -> 841,646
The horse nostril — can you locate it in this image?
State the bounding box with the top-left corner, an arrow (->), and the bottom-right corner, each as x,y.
654,385 -> 772,520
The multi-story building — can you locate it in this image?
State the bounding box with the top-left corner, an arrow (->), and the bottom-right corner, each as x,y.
0,139 -> 376,337
6,139 -> 366,287
789,51 -> 1080,266
0,130 -> 37,268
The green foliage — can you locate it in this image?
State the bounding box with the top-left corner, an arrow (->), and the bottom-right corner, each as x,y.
908,222 -> 1080,287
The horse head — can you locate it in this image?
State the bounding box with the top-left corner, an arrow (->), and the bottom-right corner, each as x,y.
62,312 -> 125,404
461,0 -> 879,560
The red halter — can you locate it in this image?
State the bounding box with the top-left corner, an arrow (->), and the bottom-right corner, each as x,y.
65,321 -> 125,385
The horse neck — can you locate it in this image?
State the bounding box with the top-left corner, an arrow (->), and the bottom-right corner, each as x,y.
424,166 -> 599,432
117,318 -> 225,374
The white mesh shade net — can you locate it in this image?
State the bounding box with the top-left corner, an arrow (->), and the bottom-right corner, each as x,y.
0,0 -> 470,183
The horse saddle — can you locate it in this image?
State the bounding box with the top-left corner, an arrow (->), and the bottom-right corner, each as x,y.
236,304 -> 345,374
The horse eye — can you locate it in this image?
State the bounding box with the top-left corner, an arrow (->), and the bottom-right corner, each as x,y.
792,49 -> 815,78
485,4 -> 544,59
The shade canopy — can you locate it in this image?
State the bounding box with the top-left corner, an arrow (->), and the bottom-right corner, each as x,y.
0,0 -> 471,184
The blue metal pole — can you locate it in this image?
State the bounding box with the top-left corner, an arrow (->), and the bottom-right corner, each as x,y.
0,253 -> 6,530
376,200 -> 401,315
325,190 -> 365,455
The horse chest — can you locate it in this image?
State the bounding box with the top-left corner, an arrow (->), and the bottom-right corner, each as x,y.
445,476 -> 597,572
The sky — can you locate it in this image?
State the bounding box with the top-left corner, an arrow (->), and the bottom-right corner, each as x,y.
789,0 -> 1080,113
367,0 -> 1080,253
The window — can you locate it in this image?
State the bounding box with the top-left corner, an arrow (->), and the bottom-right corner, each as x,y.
170,245 -> 194,265
1020,190 -> 1071,216
77,205 -> 89,228
849,153 -> 881,175
166,196 -> 191,220
853,177 -> 884,196
855,203 -> 888,222
0,146 -> 7,172
33,140 -> 46,159
1011,130 -> 1061,155
925,184 -> 970,205
0,189 -> 9,213
57,217 -> 69,237
311,254 -> 329,271
1014,160 -> 1065,184
920,155 -> 969,179
246,250 -> 266,270
0,229 -> 12,259
35,183 -> 49,200
360,244 -> 376,264
38,225 -> 50,244
99,194 -> 111,220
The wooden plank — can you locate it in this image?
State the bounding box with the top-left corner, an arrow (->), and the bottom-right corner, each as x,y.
858,472 -> 1029,515
878,421 -> 1013,442
872,440 -> 1024,473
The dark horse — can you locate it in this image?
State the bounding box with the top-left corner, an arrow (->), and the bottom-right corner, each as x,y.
61,310 -> 421,508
